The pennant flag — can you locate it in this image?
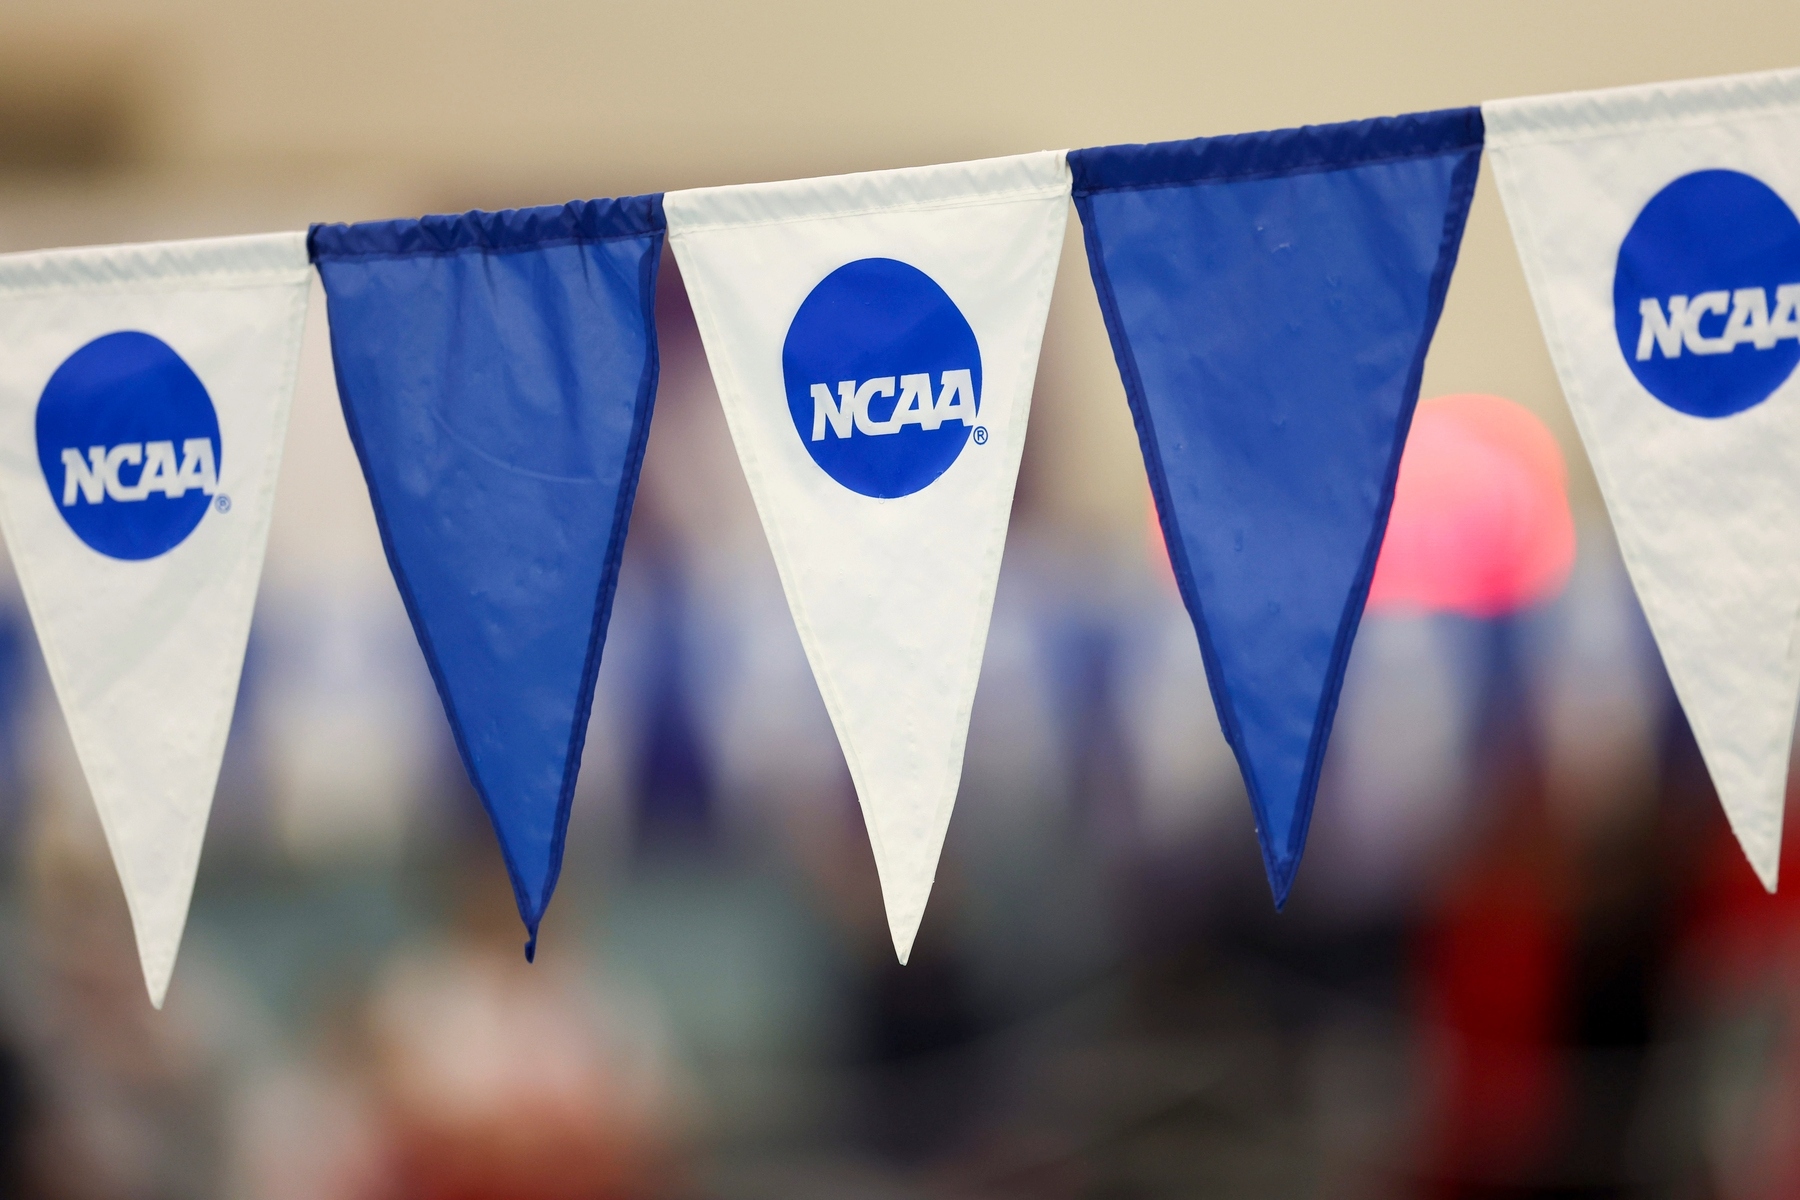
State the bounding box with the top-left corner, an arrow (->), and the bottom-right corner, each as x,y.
665,154 -> 1069,960
0,233 -> 310,1005
1486,69 -> 1800,890
1069,110 -> 1483,906
310,199 -> 665,956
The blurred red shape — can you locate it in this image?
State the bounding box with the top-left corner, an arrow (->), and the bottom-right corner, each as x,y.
1366,393 -> 1576,618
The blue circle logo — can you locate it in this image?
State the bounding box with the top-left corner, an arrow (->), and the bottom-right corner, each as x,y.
782,258 -> 983,498
1613,169 -> 1800,418
36,331 -> 223,560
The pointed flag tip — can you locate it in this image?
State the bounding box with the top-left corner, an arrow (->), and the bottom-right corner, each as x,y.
1264,853 -> 1301,913
1746,846 -> 1781,895
142,958 -> 173,1010
886,906 -> 923,966
1723,804 -> 1784,894
134,933 -> 179,1009
523,928 -> 538,964
889,926 -> 917,966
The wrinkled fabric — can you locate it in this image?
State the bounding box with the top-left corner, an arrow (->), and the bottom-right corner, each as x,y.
1487,69 -> 1800,890
665,154 -> 1069,961
310,198 -> 664,955
1070,110 -> 1482,906
0,232 -> 310,1005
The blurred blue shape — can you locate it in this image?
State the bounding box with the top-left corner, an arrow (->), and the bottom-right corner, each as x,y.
631,556 -> 715,847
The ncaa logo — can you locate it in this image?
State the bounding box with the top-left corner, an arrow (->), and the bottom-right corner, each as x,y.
782,258 -> 982,498
1614,169 -> 1800,418
36,331 -> 223,560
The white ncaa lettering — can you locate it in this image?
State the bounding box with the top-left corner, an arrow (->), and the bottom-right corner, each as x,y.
1724,288 -> 1776,350
136,441 -> 181,499
934,370 -> 977,427
1637,296 -> 1687,360
889,374 -> 941,432
1637,285 -> 1800,360
1774,284 -> 1800,341
1682,291 -> 1733,355
104,444 -> 145,500
175,438 -> 218,497
61,447 -> 107,506
812,382 -> 855,440
852,377 -> 897,436
809,371 -> 979,440
61,439 -> 218,506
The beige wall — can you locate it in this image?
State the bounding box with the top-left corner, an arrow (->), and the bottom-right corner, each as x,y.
4,0 -> 1797,533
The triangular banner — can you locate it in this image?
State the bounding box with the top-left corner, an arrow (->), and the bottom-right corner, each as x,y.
0,233 -> 310,1005
1069,110 -> 1482,906
665,154 -> 1070,960
310,199 -> 665,954
1486,69 -> 1800,890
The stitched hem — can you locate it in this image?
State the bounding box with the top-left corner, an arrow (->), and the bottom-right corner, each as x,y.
0,232 -> 309,290
309,194 -> 666,262
308,227 -> 662,264
1070,108 -> 1483,196
1484,66 -> 1800,148
667,181 -> 1071,237
0,271 -> 312,299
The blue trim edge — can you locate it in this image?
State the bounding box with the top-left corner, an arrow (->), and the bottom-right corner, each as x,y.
309,194 -> 666,260
1069,107 -> 1484,195
528,228 -> 665,960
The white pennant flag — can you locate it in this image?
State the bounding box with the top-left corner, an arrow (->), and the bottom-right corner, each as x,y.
0,233 -> 309,1003
667,153 -> 1070,959
1486,69 -> 1800,889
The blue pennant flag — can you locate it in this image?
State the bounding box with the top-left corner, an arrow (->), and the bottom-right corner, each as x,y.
310,198 -> 665,956
1069,110 -> 1482,906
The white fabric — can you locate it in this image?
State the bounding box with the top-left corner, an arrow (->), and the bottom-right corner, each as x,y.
1486,69 -> 1800,889
0,232 -> 309,1003
666,153 -> 1070,959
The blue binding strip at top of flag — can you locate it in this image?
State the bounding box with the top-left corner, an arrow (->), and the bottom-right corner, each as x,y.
1069,109 -> 1482,908
309,196 -> 665,957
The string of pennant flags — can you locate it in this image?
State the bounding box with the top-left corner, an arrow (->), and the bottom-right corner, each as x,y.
0,66 -> 1795,1006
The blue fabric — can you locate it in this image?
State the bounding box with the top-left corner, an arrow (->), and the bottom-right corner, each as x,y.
310,197 -> 665,956
1070,110 -> 1481,907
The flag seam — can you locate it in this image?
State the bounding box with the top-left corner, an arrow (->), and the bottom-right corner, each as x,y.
535,231 -> 667,946
1071,143 -> 1482,197
0,272 -> 313,298
665,183 -> 1072,236
1484,103 -> 1800,151
306,229 -> 660,264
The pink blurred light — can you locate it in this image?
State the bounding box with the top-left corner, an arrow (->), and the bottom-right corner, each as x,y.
1366,393 -> 1575,618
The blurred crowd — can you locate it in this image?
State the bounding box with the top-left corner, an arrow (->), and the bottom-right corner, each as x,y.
0,263 -> 1786,1200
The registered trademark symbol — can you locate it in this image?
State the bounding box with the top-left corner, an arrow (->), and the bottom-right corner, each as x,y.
972,426 -> 988,445
214,494 -> 231,513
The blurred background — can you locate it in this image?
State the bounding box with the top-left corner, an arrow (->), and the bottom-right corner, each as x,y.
1,2 -> 1798,1196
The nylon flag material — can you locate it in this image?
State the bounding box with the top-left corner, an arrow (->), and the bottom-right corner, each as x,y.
1486,69 -> 1800,890
665,153 -> 1069,961
310,199 -> 665,956
1069,110 -> 1483,907
0,233 -> 310,1005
